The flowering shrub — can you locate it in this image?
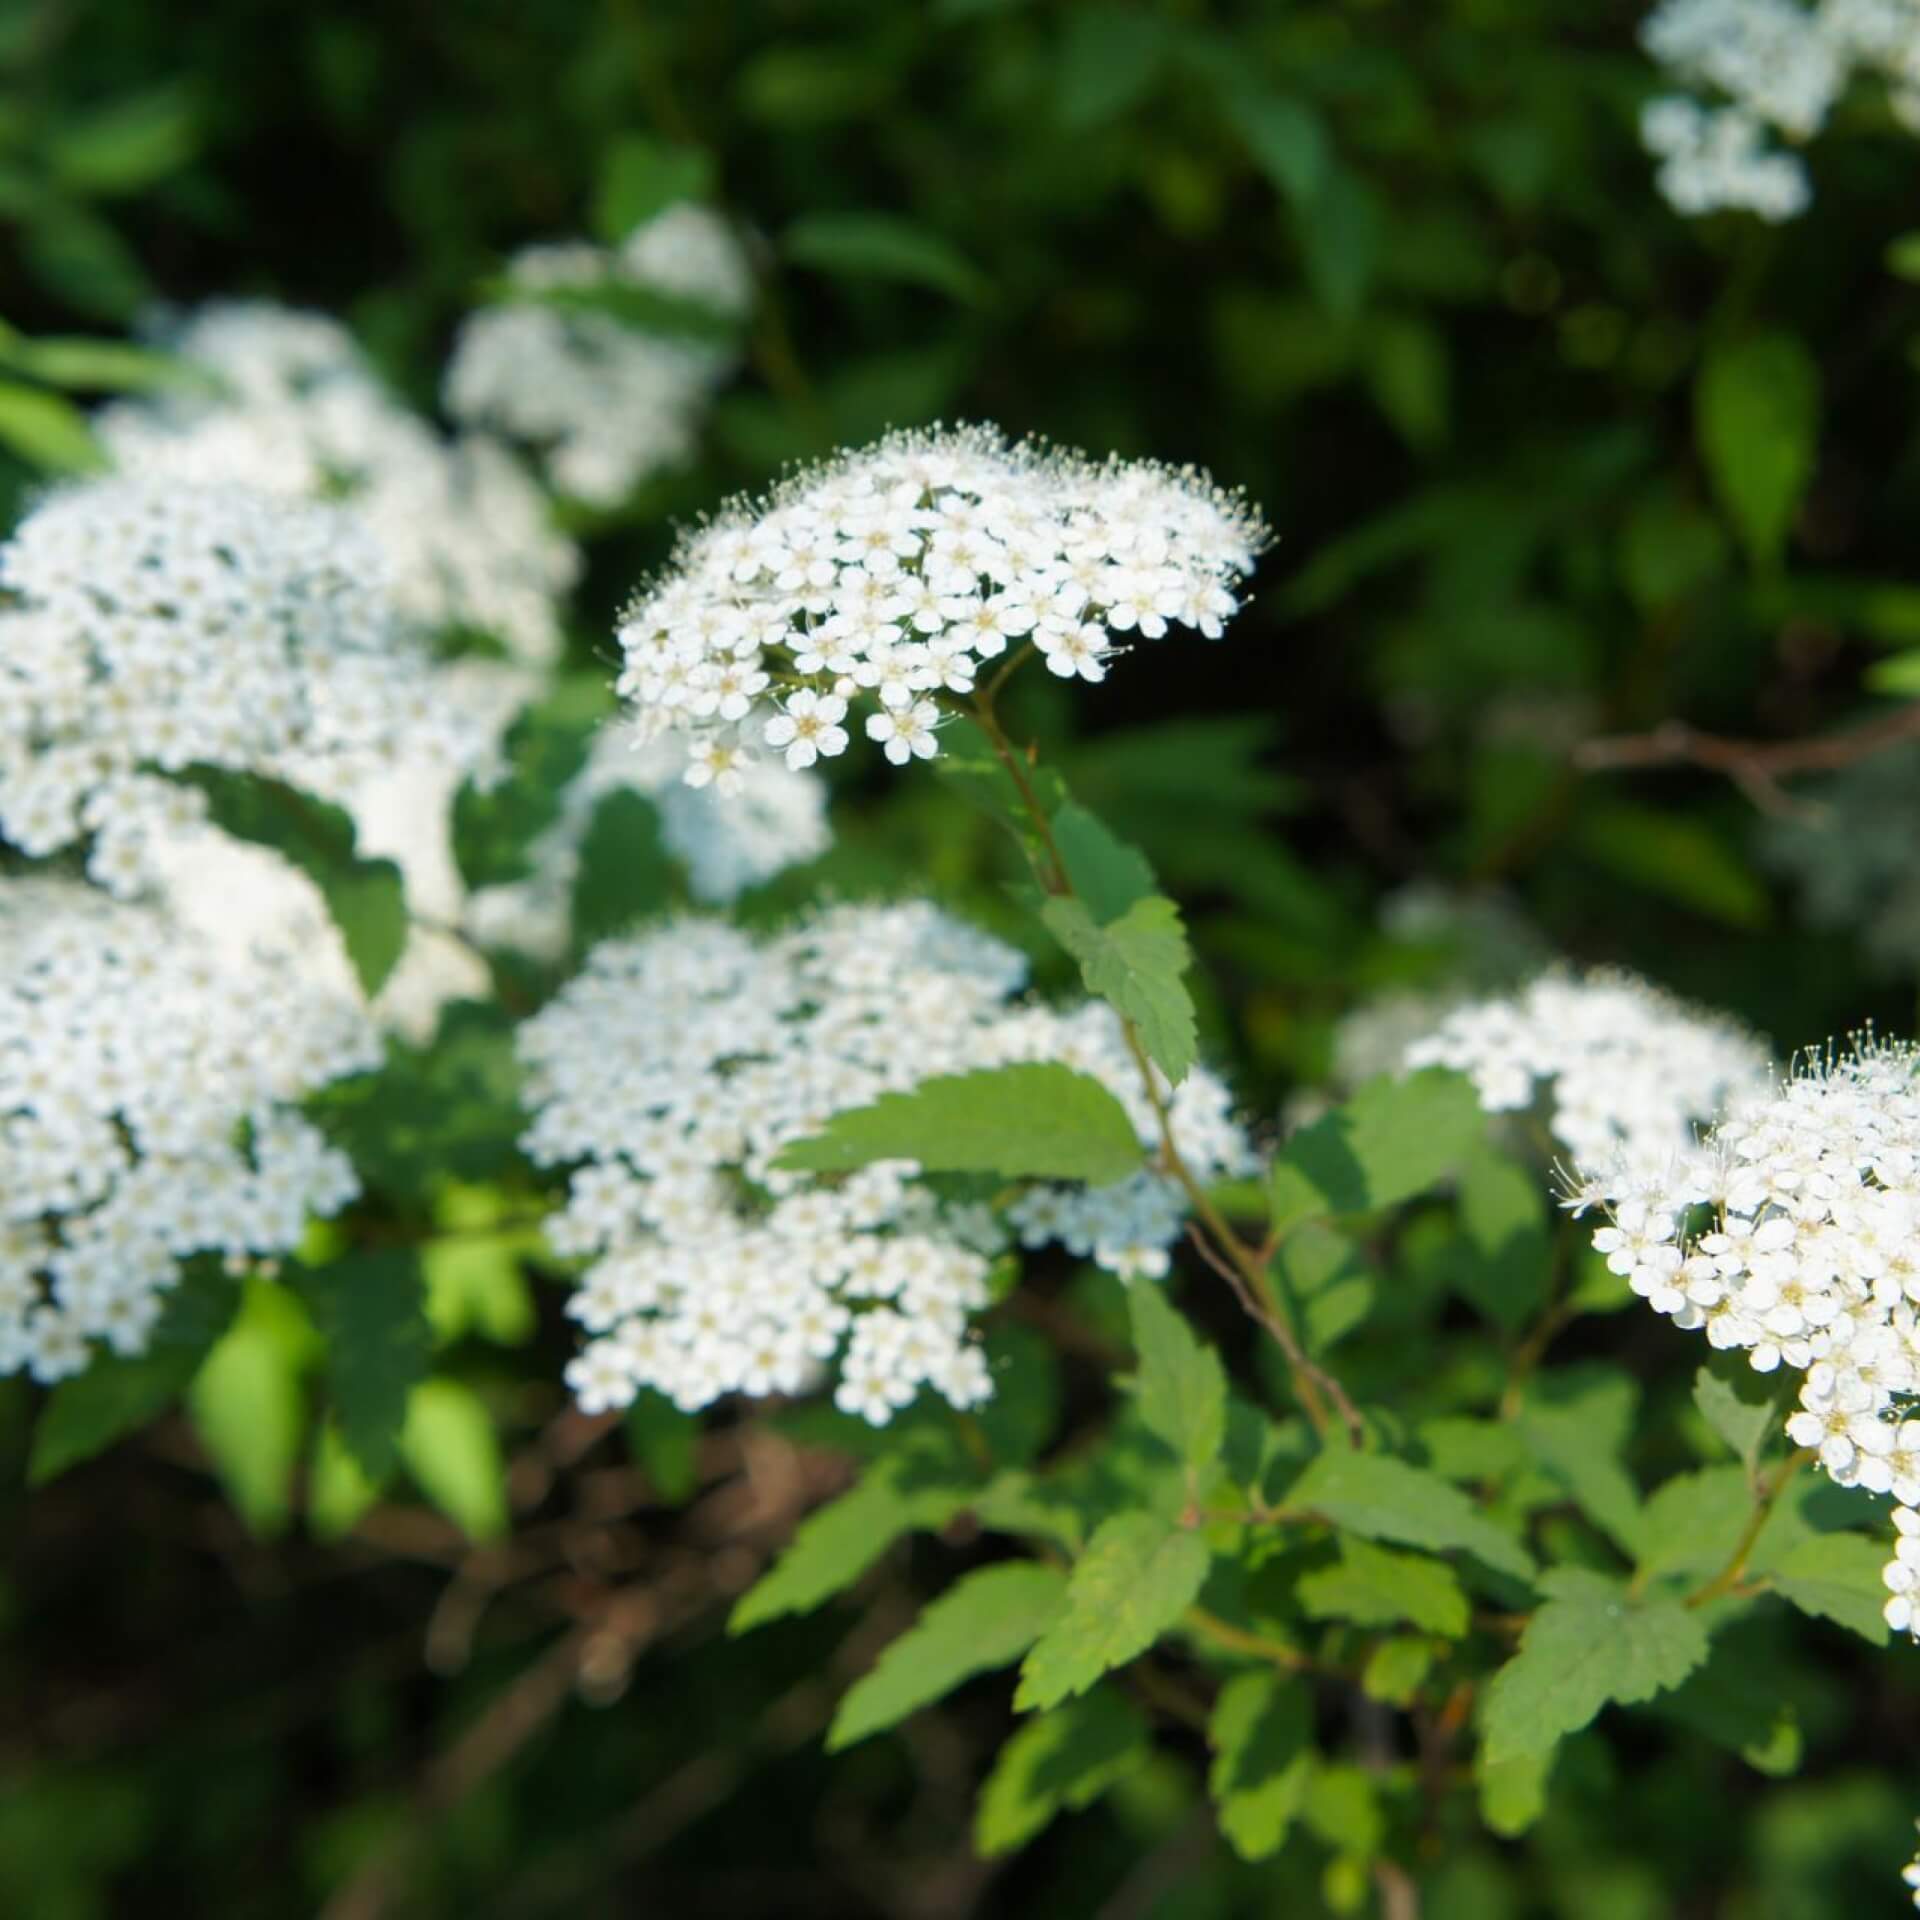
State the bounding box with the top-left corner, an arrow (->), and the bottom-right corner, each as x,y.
13,4 -> 1920,1916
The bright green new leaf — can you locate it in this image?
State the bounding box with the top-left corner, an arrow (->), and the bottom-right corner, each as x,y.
0,378 -> 105,472
1480,1567 -> 1710,1763
773,1062 -> 1145,1186
1015,1513 -> 1211,1710
1207,1670 -> 1313,1860
307,1421 -> 380,1542
975,1685 -> 1147,1857
1696,331 -> 1820,570
292,1251 -> 433,1483
1303,1763 -> 1384,1858
1297,1536 -> 1470,1638
1761,1531 -> 1891,1645
731,1445 -> 977,1632
1283,1447 -> 1535,1582
1050,802 -> 1156,924
828,1562 -> 1067,1749
1042,893 -> 1197,1086
784,211 -> 990,305
1126,1280 -> 1227,1473
1269,1068 -> 1482,1235
187,1280 -> 314,1538
399,1379 -> 507,1541
1362,1636 -> 1435,1706
1477,1745 -> 1554,1838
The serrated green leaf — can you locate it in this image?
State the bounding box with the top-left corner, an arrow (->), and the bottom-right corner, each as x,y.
399,1379 -> 507,1541
1297,1536 -> 1469,1637
291,1251 -> 432,1483
1516,1366 -> 1644,1558
1042,893 -> 1196,1085
975,1685 -> 1147,1857
731,1444 -> 978,1632
593,134 -> 714,242
1282,1447 -> 1535,1582
1480,1567 -> 1710,1762
1696,331 -> 1820,570
784,211 -> 989,305
1269,1069 -> 1482,1234
1477,1744 -> 1554,1838
1126,1281 -> 1226,1473
28,1265 -> 241,1484
1050,802 -> 1156,924
186,768 -> 407,995
1015,1513 -> 1211,1709
1206,1670 -> 1313,1860
1635,1466 -> 1752,1584
828,1562 -> 1067,1750
1693,1361 -> 1782,1473
773,1062 -> 1144,1186
1450,1145 -> 1551,1333
1761,1530 -> 1891,1644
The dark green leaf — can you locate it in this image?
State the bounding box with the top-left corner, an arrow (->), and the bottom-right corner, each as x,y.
593,134 -> 715,241
291,1251 -> 432,1483
975,1685 -> 1147,1857
784,212 -> 990,305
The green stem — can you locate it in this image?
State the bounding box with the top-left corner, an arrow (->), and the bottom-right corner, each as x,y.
1684,1448 -> 1813,1610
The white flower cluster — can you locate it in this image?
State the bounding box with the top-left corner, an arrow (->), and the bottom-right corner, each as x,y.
443,204 -> 752,507
0,477 -> 463,896
465,724 -> 830,960
516,903 -> 1252,1423
1402,970 -> 1771,1180
97,300 -> 579,663
0,879 -> 376,1384
1640,0 -> 1920,220
615,423 -> 1266,786
1560,1037 -> 1920,1645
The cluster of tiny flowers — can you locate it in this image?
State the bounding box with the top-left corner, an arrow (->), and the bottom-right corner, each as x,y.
97,301 -> 579,663
0,879 -> 376,1383
1563,1038 -> 1920,1652
516,903 -> 1252,1423
443,204 -> 753,507
464,724 -> 832,960
1640,0 -> 1920,220
614,423 -> 1266,787
1763,746 -> 1920,979
0,477 -> 475,896
1905,1818 -> 1920,1907
1403,970 -> 1771,1180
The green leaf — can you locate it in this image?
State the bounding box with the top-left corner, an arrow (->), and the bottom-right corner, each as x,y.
1885,231 -> 1920,281
1304,1763 -> 1384,1860
828,1562 -> 1067,1750
1476,1745 -> 1554,1838
187,1280 -> 313,1537
1693,1361 -> 1782,1473
291,1251 -> 432,1484
0,377 -> 105,472
453,674 -> 607,889
783,212 -> 990,305
1696,332 -> 1821,570
1298,165 -> 1382,321
626,1391 -> 700,1506
571,788 -> 675,948
1575,802 -> 1768,929
1206,1670 -> 1313,1860
1221,83 -> 1329,204
1042,894 -> 1197,1085
1269,1069 -> 1483,1235
1056,5 -> 1169,128
1480,1567 -> 1710,1763
773,1062 -> 1144,1186
975,1685 -> 1148,1857
1448,1145 -> 1551,1332
1635,1466 -> 1752,1584
1050,802 -> 1156,924
1015,1512 -> 1211,1709
307,1421 -> 380,1541
186,769 -> 407,995
399,1379 -> 507,1541
48,86 -> 197,195
0,335 -> 198,393
1761,1530 -> 1891,1644
1361,1636 -> 1435,1706
1297,1536 -> 1470,1638
1282,1447 -> 1535,1582
731,1444 -> 977,1632
1126,1281 -> 1227,1474
29,1265 -> 241,1483
593,134 -> 715,242
1516,1366 -> 1645,1558
1652,1639 -> 1802,1776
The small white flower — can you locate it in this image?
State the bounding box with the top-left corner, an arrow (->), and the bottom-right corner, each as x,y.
864,700 -> 940,766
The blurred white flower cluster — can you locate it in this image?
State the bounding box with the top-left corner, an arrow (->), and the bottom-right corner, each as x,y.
0,879 -> 377,1384
97,300 -> 579,664
517,903 -> 1252,1423
1640,0 -> 1920,220
1403,969 -> 1770,1179
616,423 -> 1266,787
465,724 -> 830,960
444,204 -> 752,507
